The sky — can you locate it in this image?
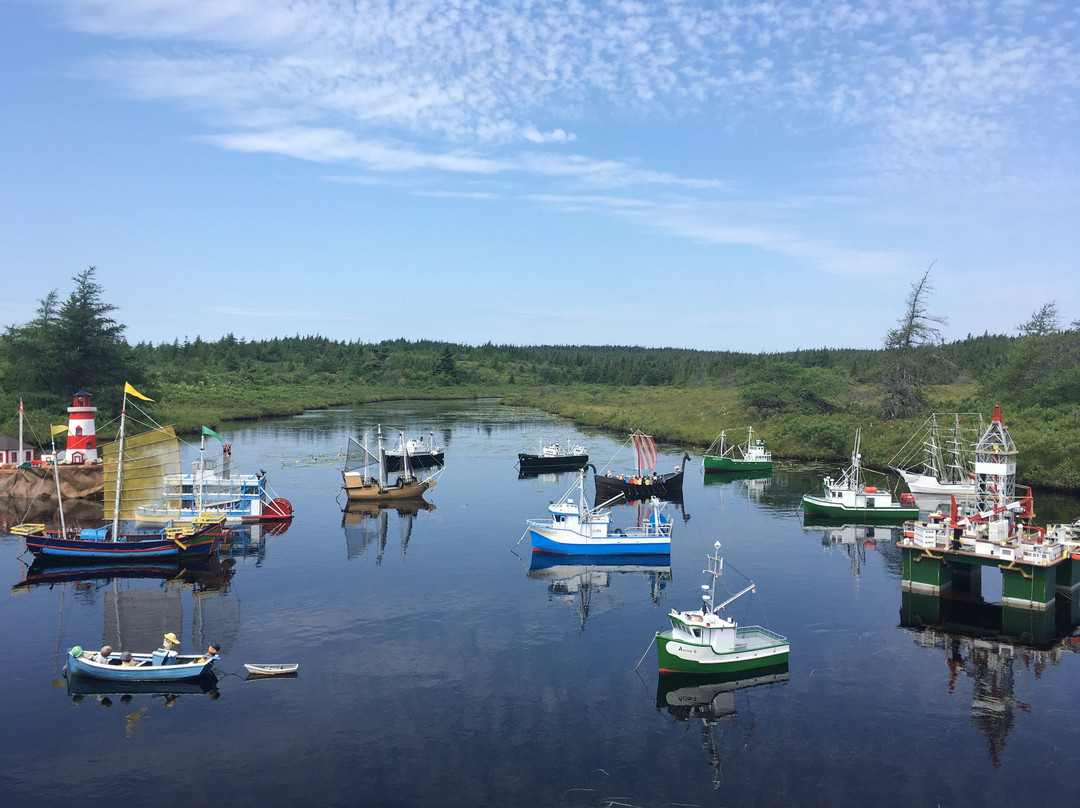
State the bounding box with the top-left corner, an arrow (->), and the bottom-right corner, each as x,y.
1,0 -> 1077,353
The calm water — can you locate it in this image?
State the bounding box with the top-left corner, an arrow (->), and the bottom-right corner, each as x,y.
3,400 -> 1080,808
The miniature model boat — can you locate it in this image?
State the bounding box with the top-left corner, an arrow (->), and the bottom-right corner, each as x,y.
656,542 -> 789,675
702,427 -> 773,473
594,430 -> 689,502
342,425 -> 440,502
801,429 -> 918,521
244,663 -> 299,676
518,440 -> 589,474
384,432 -> 444,472
527,470 -> 672,556
66,646 -> 219,682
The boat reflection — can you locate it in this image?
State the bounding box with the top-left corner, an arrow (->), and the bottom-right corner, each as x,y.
66,672 -> 221,729
655,666 -> 789,788
218,522 -> 290,566
802,522 -> 902,578
527,553 -> 671,631
342,500 -> 435,562
12,556 -> 235,595
900,589 -> 1080,767
656,666 -> 790,722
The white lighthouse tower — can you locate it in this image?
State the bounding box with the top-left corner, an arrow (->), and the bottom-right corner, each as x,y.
62,391 -> 99,464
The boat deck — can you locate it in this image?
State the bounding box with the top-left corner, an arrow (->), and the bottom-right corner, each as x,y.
735,626 -> 789,651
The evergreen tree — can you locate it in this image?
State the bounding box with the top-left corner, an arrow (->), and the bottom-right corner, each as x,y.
0,266 -> 135,405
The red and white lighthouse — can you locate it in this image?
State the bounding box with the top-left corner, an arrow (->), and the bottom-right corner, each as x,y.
63,391 -> 99,464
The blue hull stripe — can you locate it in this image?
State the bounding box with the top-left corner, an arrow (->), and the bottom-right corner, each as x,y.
528,528 -> 670,556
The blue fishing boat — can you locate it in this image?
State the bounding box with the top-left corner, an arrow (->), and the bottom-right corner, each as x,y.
526,471 -> 672,555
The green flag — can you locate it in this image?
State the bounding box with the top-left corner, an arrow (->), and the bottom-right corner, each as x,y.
202,426 -> 226,445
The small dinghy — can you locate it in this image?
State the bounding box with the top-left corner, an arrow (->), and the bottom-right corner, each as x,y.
244,663 -> 299,676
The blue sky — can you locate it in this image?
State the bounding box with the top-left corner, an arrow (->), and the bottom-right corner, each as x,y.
2,0 -> 1077,353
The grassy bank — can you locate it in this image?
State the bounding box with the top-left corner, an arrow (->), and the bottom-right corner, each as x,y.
6,380 -> 1077,492
502,386 -> 1080,492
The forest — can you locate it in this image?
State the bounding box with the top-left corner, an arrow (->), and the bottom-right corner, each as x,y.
2,268 -> 1078,489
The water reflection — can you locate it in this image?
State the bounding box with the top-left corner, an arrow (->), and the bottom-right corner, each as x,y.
12,556 -> 235,595
802,522 -> 902,578
217,524 -> 282,566
342,500 -> 436,563
655,667 -> 790,789
900,589 -> 1080,767
527,553 -> 671,631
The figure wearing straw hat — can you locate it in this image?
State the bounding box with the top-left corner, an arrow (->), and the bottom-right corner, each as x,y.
155,632 -> 182,666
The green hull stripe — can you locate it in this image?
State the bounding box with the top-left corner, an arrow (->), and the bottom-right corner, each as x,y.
656,635 -> 790,674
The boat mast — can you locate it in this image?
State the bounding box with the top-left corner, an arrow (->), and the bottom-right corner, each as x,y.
401,431 -> 413,481
50,428 -> 66,538
195,430 -> 206,513
18,399 -> 24,466
111,389 -> 128,541
376,424 -> 387,489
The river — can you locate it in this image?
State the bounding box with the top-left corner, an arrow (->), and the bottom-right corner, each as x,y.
2,400 -> 1079,807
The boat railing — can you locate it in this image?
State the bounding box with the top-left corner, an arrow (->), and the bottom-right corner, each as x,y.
738,625 -> 788,643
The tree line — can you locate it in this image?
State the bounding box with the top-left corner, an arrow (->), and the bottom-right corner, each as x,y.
1,266 -> 1077,438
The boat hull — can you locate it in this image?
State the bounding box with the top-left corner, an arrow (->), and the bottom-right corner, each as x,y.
342,473 -> 435,502
801,495 -> 918,522
67,649 -> 218,682
656,626 -> 790,674
527,524 -> 670,556
23,529 -> 220,561
702,456 -> 772,473
594,468 -> 685,503
895,469 -> 975,497
517,453 -> 589,473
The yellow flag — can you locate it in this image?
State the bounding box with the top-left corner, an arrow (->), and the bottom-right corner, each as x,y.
124,382 -> 154,402
50,424 -> 69,437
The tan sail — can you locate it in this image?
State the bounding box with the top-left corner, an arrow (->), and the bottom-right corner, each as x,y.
102,427 -> 181,520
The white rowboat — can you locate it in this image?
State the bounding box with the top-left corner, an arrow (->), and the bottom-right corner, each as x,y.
244,663 -> 299,676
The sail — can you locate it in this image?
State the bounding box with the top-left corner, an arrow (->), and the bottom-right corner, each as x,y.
102,427 -> 182,519
632,430 -> 658,472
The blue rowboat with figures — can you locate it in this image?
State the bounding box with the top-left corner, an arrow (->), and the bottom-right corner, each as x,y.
66,645 -> 219,682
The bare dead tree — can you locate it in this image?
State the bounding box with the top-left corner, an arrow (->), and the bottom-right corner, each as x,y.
881,263 -> 948,420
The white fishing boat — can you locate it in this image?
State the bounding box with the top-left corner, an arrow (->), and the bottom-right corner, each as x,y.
801,429 -> 918,521
889,413 -> 982,497
656,542 -> 789,675
384,432 -> 444,472
526,470 -> 672,556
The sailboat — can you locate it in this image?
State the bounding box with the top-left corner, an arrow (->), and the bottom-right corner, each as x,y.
13,384 -> 224,561
342,425 -> 441,502
702,427 -> 773,473
889,413 -> 981,497
594,429 -> 690,503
